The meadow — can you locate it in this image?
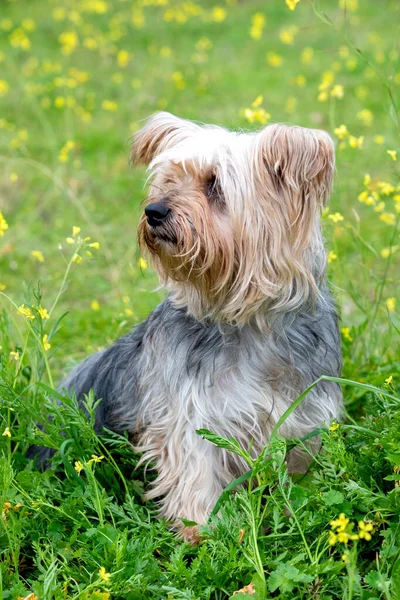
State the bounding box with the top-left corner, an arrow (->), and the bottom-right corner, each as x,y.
0,0 -> 400,597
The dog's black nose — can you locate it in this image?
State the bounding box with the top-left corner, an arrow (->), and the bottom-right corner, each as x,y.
145,202 -> 170,226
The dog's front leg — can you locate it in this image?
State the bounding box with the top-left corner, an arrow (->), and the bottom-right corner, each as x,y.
137,424 -> 227,542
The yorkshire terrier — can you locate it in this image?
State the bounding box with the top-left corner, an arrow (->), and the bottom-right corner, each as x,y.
58,113 -> 342,541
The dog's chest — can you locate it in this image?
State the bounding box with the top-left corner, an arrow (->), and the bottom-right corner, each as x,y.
138,321 -> 288,443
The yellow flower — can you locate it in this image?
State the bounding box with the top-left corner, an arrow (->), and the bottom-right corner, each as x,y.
38,306 -> 50,320
2,427 -> 11,438
99,566 -> 111,583
357,108 -> 373,126
328,251 -> 337,263
66,237 -> 75,244
42,335 -> 51,351
386,298 -> 396,313
328,534 -> 337,545
90,454 -> 104,463
341,327 -> 353,342
358,521 -> 374,541
10,351 -> 20,361
328,212 -> 344,223
72,254 -> 82,264
329,422 -> 339,431
117,50 -> 131,67
266,52 -> 283,67
279,26 -> 298,45
0,80 -> 9,97
334,124 -> 349,140
349,135 -> 364,149
138,257 -> 148,269
331,85 -> 344,99
89,242 -> 100,249
0,210 -> 9,236
380,213 -> 396,226
380,246 -> 398,258
374,135 -> 385,145
295,75 -> 306,87
330,513 -> 350,532
387,150 -> 397,161
211,7 -> 227,22
251,95 -> 263,108
101,100 -> 118,112
31,250 -> 44,263
74,460 -> 83,474
341,554 -> 348,563
286,0 -> 301,10
91,300 -> 100,311
17,304 -> 35,320
385,375 -> 393,386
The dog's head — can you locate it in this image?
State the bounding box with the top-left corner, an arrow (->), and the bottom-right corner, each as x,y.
133,112 -> 334,325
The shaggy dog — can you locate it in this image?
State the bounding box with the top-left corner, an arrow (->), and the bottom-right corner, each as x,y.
47,113 -> 342,541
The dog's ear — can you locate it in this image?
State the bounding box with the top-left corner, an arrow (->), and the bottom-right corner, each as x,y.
254,123 -> 335,209
131,112 -> 200,166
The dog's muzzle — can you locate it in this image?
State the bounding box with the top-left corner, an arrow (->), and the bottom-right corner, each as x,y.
145,202 -> 170,227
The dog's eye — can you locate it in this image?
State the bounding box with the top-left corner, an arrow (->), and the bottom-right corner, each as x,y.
205,175 -> 224,206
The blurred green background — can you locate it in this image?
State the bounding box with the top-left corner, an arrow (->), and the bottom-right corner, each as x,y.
0,0 -> 399,380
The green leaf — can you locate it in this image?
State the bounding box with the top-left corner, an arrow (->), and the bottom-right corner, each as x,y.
268,563 -> 313,594
322,490 -> 345,506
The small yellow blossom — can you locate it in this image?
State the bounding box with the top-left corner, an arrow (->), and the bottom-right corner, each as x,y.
374,135 -> 385,145
2,427 -> 11,438
0,80 -> 9,97
249,13 -> 265,40
252,95 -> 263,108
349,135 -> 364,149
89,242 -> 100,249
380,213 -> 396,226
211,7 -> 227,22
38,306 -> 49,320
286,0 -> 300,10
72,254 -> 82,264
10,351 -> 20,361
72,226 -> 80,236
74,460 -> 83,474
358,521 -> 374,541
334,124 -> 349,140
279,26 -> 298,45
17,304 -> 35,320
10,172 -> 18,182
42,335 -> 51,351
266,52 -> 283,67
328,251 -> 337,263
341,327 -> 353,342
90,454 -> 104,463
328,212 -> 344,223
387,150 -> 397,161
295,75 -> 306,87
330,513 -> 350,532
329,422 -> 339,431
102,100 -> 118,112
357,109 -> 373,126
386,298 -> 396,313
66,237 -> 75,244
341,554 -> 348,563
331,85 -> 344,99
91,300 -> 100,311
99,566 -> 111,583
385,375 -> 393,386
31,250 -> 44,263
0,210 -> 9,236
138,257 -> 148,269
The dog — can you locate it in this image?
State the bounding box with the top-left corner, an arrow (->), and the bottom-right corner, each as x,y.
57,112 -> 342,542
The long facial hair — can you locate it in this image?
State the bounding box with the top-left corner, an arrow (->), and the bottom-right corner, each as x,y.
133,112 -> 335,327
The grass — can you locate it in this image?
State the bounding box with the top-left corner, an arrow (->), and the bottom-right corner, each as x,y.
0,0 -> 400,597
